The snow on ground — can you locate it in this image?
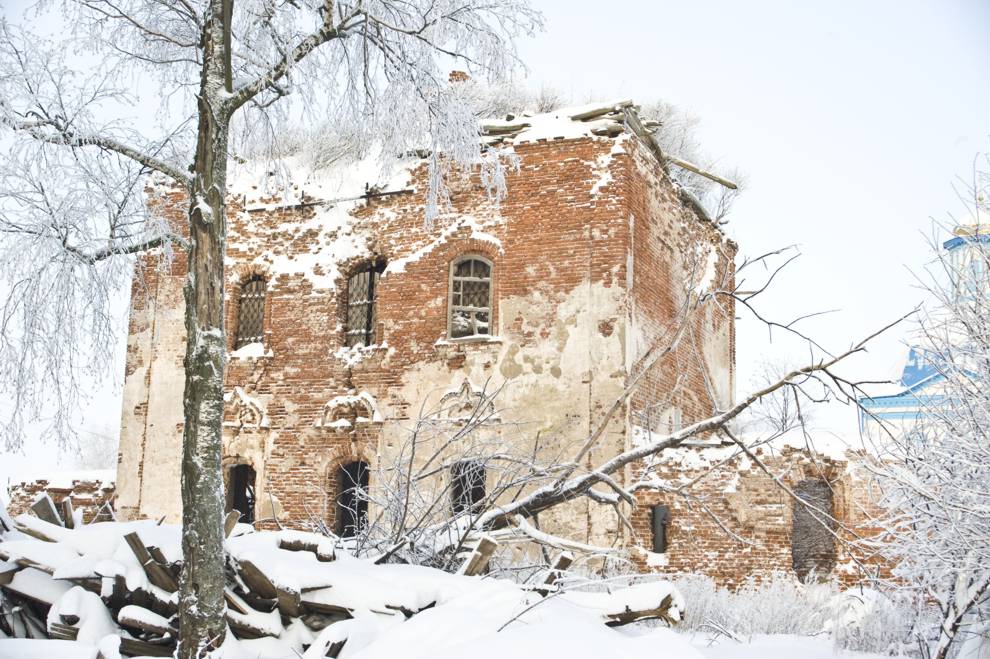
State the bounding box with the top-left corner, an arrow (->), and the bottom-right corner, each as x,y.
1,517 -> 897,659
0,631 -> 897,659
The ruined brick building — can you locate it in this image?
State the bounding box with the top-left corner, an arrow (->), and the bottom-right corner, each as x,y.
110,101 -> 873,586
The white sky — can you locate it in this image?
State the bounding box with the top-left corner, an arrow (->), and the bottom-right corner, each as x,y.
1,0 -> 989,482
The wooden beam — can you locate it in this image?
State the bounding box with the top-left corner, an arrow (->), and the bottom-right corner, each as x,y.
123,532 -> 178,593
236,559 -> 277,600
224,511 -> 240,538
461,537 -> 498,576
59,499 -> 75,529
569,100 -> 633,122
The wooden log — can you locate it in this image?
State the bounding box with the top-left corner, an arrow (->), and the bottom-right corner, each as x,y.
666,155 -> 739,190
59,499 -> 75,529
30,495 -> 63,527
124,532 -> 178,593
591,123 -> 625,138
604,593 -> 675,627
461,536 -> 498,576
278,537 -> 319,553
569,100 -> 632,122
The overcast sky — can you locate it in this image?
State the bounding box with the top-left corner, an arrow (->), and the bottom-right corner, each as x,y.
1,0 -> 988,482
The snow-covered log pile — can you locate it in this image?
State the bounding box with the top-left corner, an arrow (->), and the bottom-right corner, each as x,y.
0,497 -> 684,658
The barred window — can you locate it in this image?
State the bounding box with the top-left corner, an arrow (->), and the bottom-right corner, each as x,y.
346,263 -> 385,347
451,460 -> 486,514
235,276 -> 266,349
449,257 -> 492,339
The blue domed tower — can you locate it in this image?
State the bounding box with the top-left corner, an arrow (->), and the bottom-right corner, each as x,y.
858,211 -> 988,434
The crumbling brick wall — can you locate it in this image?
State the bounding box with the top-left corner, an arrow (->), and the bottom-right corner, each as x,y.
629,446 -> 892,587
114,126 -> 749,571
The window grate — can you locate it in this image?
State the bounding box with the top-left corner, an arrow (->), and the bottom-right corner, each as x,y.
345,264 -> 384,347
449,257 -> 493,339
234,276 -> 266,349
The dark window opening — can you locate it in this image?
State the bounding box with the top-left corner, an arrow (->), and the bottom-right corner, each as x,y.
235,276 -> 266,349
335,461 -> 369,537
791,479 -> 837,581
345,263 -> 385,347
449,257 -> 492,339
651,504 -> 670,553
227,464 -> 256,524
451,460 -> 486,514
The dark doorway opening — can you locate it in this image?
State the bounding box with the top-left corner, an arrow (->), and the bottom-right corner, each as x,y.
228,464 -> 256,524
335,461 -> 369,537
451,460 -> 486,514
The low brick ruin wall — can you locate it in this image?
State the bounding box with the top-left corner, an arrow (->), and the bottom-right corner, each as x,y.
5,472 -> 116,524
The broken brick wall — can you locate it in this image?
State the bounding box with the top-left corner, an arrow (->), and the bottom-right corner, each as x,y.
6,477 -> 115,524
629,446 -> 893,588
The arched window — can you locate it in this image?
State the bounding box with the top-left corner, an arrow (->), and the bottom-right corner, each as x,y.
335,461 -> 369,537
227,464 -> 256,524
791,479 -> 837,581
451,460 -> 486,514
345,263 -> 385,347
449,257 -> 492,339
235,276 -> 266,349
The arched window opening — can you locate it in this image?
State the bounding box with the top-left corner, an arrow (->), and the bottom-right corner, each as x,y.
791,479 -> 837,581
650,504 -> 670,553
235,276 -> 266,349
451,460 -> 486,514
449,257 -> 493,339
227,464 -> 256,524
345,263 -> 386,347
335,461 -> 369,537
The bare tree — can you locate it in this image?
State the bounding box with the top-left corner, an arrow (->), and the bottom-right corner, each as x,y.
867,155 -> 990,659
0,0 -> 541,653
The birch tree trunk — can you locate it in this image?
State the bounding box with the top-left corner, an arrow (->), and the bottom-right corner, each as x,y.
178,1 -> 231,654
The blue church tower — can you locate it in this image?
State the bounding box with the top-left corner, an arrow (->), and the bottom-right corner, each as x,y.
859,217 -> 989,433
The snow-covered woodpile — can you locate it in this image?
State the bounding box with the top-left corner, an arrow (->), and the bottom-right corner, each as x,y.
0,496 -> 684,657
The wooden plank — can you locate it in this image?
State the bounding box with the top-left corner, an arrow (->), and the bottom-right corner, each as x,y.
237,559 -> 277,600
224,511 -> 240,538
0,561 -> 19,586
30,495 -> 62,527
224,587 -> 250,615
59,499 -> 75,529
124,532 -> 178,593
49,621 -> 79,640
118,606 -> 174,637
276,584 -> 301,617
541,552 -> 573,591
569,100 -> 632,122
119,637 -> 175,657
461,537 -> 497,577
